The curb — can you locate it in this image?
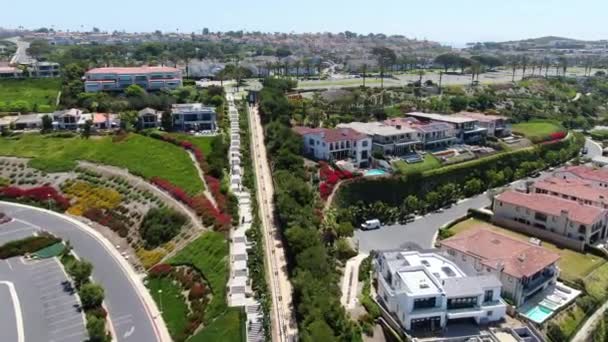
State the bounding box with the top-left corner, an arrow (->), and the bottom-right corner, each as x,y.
0,201 -> 171,342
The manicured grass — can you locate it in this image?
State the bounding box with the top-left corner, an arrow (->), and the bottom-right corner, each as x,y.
449,218 -> 606,282
392,154 -> 441,175
0,78 -> 61,112
584,263 -> 608,300
168,133 -> 215,155
188,308 -> 245,342
169,231 -> 229,321
147,277 -> 189,338
512,120 -> 564,141
553,304 -> 586,338
0,133 -> 203,195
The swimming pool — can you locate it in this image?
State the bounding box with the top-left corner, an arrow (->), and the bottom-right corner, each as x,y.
364,169 -> 388,177
524,305 -> 554,323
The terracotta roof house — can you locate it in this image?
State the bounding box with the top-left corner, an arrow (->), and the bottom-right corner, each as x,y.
440,228 -> 560,306
531,177 -> 608,209
493,190 -> 608,249
292,126 -> 372,167
554,166 -> 608,189
84,66 -> 182,92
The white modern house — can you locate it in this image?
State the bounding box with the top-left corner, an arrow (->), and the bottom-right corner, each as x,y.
293,126 -> 372,168
406,112 -> 488,143
171,103 -> 217,132
374,249 -> 506,332
440,228 -> 561,307
337,121 -> 421,156
52,108 -> 83,130
137,107 -> 160,129
457,112 -> 512,137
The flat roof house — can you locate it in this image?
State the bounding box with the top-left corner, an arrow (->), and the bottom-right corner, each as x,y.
440,228 -> 560,307
337,121 -> 421,156
386,118 -> 458,150
456,112 -> 512,137
171,103 -> 217,132
292,126 -> 372,168
554,166 -> 608,189
374,249 -> 506,332
14,113 -> 44,130
493,190 -> 608,249
84,66 -> 182,93
406,112 -> 488,143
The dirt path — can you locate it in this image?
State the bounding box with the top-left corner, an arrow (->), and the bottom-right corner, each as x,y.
185,151 -> 218,208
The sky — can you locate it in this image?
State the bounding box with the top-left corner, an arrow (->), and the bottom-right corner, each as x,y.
2,0 -> 608,46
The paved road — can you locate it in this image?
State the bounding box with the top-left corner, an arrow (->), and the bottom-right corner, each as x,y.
7,37 -> 33,65
0,202 -> 168,342
0,281 -> 20,342
585,137 -> 603,159
248,102 -> 298,341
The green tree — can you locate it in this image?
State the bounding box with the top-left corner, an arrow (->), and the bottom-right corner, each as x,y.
86,315 -> 109,342
81,119 -> 92,139
434,53 -> 461,72
425,191 -> 441,211
593,317 -> 606,342
125,84 -> 146,97
336,221 -> 354,238
450,96 -> 469,112
41,114 -> 53,133
67,260 -> 93,289
161,111 -> 173,131
371,47 -> 397,89
402,195 -> 420,214
80,283 -> 105,310
463,178 -> 483,197
305,319 -> 337,342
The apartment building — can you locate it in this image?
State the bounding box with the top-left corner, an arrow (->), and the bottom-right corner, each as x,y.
84,66 -> 182,92
440,228 -> 560,307
337,121 -> 421,156
493,190 -> 608,248
292,126 -> 372,167
554,166 -> 608,189
456,112 -> 512,137
374,249 -> 506,332
531,177 -> 608,209
171,103 -> 217,132
406,112 -> 488,143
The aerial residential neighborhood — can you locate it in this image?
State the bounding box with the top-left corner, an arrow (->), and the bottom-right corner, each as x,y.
3,2 -> 608,342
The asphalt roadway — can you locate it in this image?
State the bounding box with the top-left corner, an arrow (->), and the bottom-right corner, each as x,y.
0,202 -> 162,342
355,138 -> 602,253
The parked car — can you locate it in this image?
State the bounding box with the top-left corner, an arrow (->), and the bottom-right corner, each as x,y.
361,219 -> 381,230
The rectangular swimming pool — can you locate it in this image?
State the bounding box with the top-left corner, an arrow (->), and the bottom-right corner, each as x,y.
524,305 -> 554,324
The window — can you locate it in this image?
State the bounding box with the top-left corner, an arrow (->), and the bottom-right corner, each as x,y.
447,249 -> 456,256
487,310 -> 493,317
309,138 -> 315,145
484,290 -> 493,302
362,141 -> 369,147
534,212 -> 547,222
413,297 -> 436,310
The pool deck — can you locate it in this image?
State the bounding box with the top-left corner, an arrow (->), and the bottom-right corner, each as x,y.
519,281 -> 581,324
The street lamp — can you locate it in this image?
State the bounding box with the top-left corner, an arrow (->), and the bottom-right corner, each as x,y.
158,289 -> 163,313
47,194 -> 52,210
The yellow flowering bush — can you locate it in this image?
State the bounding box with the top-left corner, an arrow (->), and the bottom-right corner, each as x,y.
64,181 -> 122,216
136,248 -> 167,269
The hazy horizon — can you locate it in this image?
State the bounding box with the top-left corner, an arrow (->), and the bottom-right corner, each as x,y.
2,0 -> 607,45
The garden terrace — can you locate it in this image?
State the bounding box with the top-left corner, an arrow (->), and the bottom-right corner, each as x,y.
513,120 -> 566,143
0,133 -> 203,195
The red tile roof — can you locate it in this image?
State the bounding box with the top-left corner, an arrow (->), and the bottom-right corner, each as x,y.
533,177 -> 608,206
560,166 -> 608,184
292,126 -> 368,143
440,228 -> 560,279
86,66 -> 180,74
496,190 -> 606,225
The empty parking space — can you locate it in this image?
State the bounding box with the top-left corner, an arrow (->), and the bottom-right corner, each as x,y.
0,283 -> 20,342
0,220 -> 35,245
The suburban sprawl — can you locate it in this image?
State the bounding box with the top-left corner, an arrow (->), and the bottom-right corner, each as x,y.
3,24 -> 608,342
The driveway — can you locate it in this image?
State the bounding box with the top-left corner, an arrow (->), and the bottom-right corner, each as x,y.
0,202 -> 169,342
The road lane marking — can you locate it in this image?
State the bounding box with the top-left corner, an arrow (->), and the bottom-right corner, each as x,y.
49,320 -> 85,334
124,326 -> 136,338
6,260 -> 12,270
0,281 -> 24,342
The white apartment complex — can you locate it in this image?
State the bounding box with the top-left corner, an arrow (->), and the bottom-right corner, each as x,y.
374,250 -> 506,332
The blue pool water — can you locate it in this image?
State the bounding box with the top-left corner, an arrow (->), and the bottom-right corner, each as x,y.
364,169 -> 388,177
524,305 -> 553,323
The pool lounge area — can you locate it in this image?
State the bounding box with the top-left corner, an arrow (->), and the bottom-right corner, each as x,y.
519,282 -> 581,324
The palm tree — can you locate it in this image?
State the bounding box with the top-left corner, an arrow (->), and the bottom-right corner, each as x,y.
520,55 -> 528,80
471,62 -> 481,86
361,63 -> 368,88
559,57 -> 568,77
509,59 -> 518,83
438,71 -> 444,95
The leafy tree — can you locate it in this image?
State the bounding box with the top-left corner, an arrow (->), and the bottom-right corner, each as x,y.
450,96 -> 469,112
81,120 -> 92,139
593,317 -> 606,342
86,315 -> 109,342
140,208 -> 186,248
402,195 -> 420,214
463,178 -> 483,197
335,238 -> 357,261
80,283 -> 105,310
125,84 -> 146,97
425,191 -> 441,211
305,319 -> 337,342
67,260 -> 93,289
435,53 -> 461,72
41,114 -> 53,133
371,47 -> 397,89
161,111 -> 173,131
336,221 -> 354,238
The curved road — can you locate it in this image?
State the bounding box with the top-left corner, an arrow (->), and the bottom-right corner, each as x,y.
0,201 -> 170,342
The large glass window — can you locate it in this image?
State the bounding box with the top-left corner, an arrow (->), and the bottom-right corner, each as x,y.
413,297 -> 436,310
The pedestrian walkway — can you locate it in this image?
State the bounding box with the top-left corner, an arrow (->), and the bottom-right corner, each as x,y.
225,93 -> 264,342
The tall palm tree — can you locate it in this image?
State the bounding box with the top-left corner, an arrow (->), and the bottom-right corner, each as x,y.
520,55 -> 528,80
361,63 -> 368,88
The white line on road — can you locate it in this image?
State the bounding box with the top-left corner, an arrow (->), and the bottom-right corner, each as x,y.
0,281 -> 25,342
6,260 -> 12,270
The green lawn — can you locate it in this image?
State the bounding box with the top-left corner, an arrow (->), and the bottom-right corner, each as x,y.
188,308 -> 245,342
147,277 -> 189,338
392,154 -> 441,175
0,133 -> 204,195
512,120 -> 564,141
449,219 -> 606,282
554,304 -> 586,339
0,78 -> 61,112
169,231 -> 229,321
584,263 -> 608,300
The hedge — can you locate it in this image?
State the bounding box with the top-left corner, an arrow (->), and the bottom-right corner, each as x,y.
0,234 -> 61,259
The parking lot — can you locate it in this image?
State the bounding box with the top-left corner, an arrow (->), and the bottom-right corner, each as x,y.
0,218 -> 87,342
